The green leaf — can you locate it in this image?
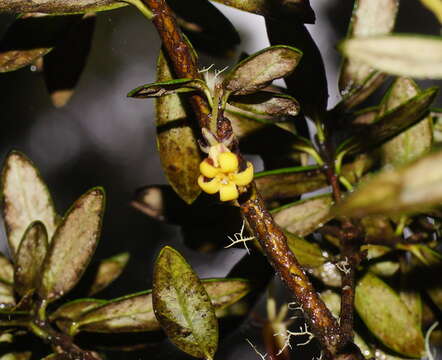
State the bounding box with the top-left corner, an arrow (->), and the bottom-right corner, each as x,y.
1,151 -> 58,256
14,221 -> 48,296
266,19 -> 328,120
223,45 -> 302,96
355,272 -> 425,357
271,195 -> 333,236
152,246 -> 218,359
0,0 -> 126,14
339,35 -> 442,79
229,92 -> 300,117
156,51 -> 202,204
128,78 -> 208,98
168,0 -> 240,57
38,187 -> 105,302
0,253 -> 13,285
285,232 -> 326,268
43,13 -> 96,108
211,0 -> 315,23
0,14 -> 79,73
76,278 -> 248,334
339,0 -> 398,97
341,87 -> 438,155
50,298 -> 106,333
87,252 -> 129,296
363,244 -> 399,277
334,149 -> 442,217
379,78 -> 433,166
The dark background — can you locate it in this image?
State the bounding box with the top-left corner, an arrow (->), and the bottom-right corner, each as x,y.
0,1 -> 440,359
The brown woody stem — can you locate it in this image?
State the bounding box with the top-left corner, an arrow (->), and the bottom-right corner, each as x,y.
140,0 -> 360,357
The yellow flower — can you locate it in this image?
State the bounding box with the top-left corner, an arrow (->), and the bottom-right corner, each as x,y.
198,149 -> 254,201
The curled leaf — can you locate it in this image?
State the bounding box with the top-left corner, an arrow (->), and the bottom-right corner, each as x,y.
156,51 -> 202,204
88,252 -> 130,296
128,78 -> 208,98
271,195 -> 333,236
355,272 -> 425,357
1,151 -> 58,256
0,14 -> 79,73
14,221 -> 48,296
223,46 -> 302,96
339,35 -> 442,79
39,188 -> 105,302
152,246 -> 218,359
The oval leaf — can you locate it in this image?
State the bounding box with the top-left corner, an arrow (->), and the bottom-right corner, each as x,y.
156,51 -> 202,204
128,78 -> 208,98
285,232 -> 326,268
379,77 -> 433,166
271,195 -> 333,236
335,149 -> 442,217
38,187 -> 105,302
201,278 -> 251,311
339,35 -> 442,79
339,0 -> 398,96
0,253 -> 13,285
152,246 -> 218,359
14,221 -> 48,296
355,272 -> 424,357
87,252 -> 130,296
223,46 -> 302,96
1,151 -> 58,256
229,92 -> 300,117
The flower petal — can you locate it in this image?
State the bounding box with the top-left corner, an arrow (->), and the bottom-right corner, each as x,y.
219,182 -> 239,202
219,152 -> 239,173
233,162 -> 254,186
198,176 -> 220,194
200,159 -> 220,178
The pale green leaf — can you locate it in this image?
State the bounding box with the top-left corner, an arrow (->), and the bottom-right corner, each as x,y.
340,35 -> 442,79
355,272 -> 425,357
128,78 -> 209,98
38,188 -> 105,302
14,221 -> 48,296
1,151 -> 57,256
152,246 -> 218,359
223,46 -> 302,96
0,253 -> 13,285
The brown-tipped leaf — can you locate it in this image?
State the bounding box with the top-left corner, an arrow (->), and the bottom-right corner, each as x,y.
128,78 -> 208,98
88,252 -> 130,296
335,149 -> 442,217
379,78 -> 433,166
1,151 -> 58,256
223,46 -> 302,96
152,246 -> 218,359
156,51 -> 202,204
43,13 -> 96,108
0,0 -> 126,14
14,221 -> 48,296
271,195 -> 333,236
0,253 -> 13,285
355,272 -> 425,357
339,0 -> 398,96
339,35 -> 442,79
39,188 -> 105,302
0,14 -> 79,73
